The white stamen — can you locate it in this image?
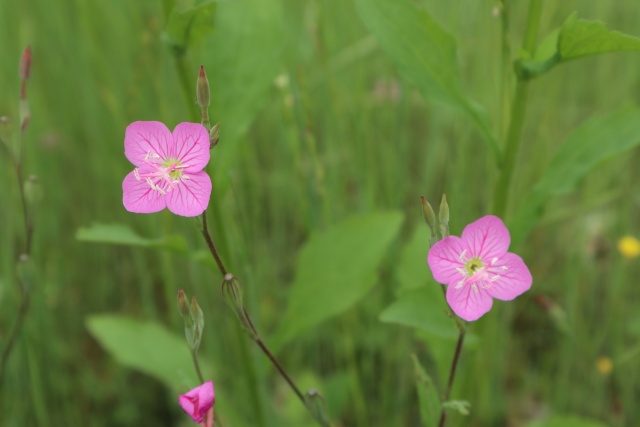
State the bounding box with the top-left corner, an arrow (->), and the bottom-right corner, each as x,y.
491,257 -> 498,265
134,168 -> 140,181
458,249 -> 467,261
157,187 -> 166,195
472,284 -> 478,294
455,280 -> 464,289
490,275 -> 500,282
456,267 -> 466,277
501,266 -> 509,271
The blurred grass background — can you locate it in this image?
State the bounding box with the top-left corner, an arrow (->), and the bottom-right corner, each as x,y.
1,0 -> 640,425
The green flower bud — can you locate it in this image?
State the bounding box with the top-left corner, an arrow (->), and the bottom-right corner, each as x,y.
304,389 -> 331,427
439,194 -> 449,238
196,65 -> 210,109
209,123 -> 220,149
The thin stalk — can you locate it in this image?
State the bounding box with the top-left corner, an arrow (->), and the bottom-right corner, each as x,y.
437,330 -> 466,427
0,283 -> 30,383
493,0 -> 543,218
191,350 -> 205,383
200,210 -> 228,276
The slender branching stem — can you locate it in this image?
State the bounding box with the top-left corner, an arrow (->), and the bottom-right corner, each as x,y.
200,210 -> 228,276
437,329 -> 466,427
191,350 -> 205,384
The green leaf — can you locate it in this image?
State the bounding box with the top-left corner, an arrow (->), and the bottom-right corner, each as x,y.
86,314 -> 210,389
441,400 -> 470,416
165,1 -> 217,53
511,107 -> 640,243
516,14 -> 640,80
411,354 -> 440,427
274,211 -> 404,348
559,14 -> 640,61
75,223 -> 187,252
526,415 -> 609,427
355,0 -> 499,161
380,286 -> 457,339
395,224 -> 431,293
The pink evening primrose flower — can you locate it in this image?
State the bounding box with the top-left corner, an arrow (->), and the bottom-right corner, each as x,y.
122,121 -> 212,217
427,215 -> 532,321
179,380 -> 215,424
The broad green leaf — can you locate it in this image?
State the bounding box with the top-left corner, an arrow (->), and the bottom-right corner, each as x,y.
511,107 -> 640,244
86,314 -> 210,389
165,1 -> 216,53
517,14 -> 640,80
411,354 -> 440,427
527,415 -> 608,427
274,211 -> 404,348
559,14 -> 640,60
380,286 -> 457,339
205,0 -> 284,189
355,0 -> 499,161
395,224 -> 431,293
75,223 -> 187,252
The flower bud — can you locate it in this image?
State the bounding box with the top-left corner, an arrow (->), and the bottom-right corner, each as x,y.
420,196 -> 438,247
191,296 -> 204,333
19,46 -> 31,81
221,274 -> 257,339
196,65 -> 210,109
304,389 -> 331,427
177,289 -> 192,322
209,123 -> 220,149
24,175 -> 42,214
439,194 -> 449,238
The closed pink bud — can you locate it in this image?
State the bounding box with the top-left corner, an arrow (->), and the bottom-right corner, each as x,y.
179,380 -> 215,424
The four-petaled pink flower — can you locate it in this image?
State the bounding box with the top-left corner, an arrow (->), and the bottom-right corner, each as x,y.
122,121 -> 212,217
179,380 -> 215,424
427,215 -> 532,321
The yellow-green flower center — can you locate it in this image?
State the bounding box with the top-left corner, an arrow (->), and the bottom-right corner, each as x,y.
464,257 -> 484,276
162,158 -> 183,180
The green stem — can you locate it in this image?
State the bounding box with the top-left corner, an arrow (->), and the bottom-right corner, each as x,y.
437,329 -> 466,427
191,349 -> 205,383
493,0 -> 543,218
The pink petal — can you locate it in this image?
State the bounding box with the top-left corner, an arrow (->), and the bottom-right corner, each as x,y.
179,381 -> 215,423
461,215 -> 510,260
486,252 -> 532,301
446,282 -> 493,321
165,171 -> 212,217
171,122 -> 210,172
427,236 -> 469,285
124,121 -> 173,167
122,170 -> 166,213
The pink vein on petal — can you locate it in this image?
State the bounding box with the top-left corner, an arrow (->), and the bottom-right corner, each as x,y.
124,121 -> 173,166
165,171 -> 212,217
461,215 -> 510,260
172,122 -> 210,172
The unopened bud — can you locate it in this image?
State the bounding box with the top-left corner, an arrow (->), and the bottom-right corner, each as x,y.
24,175 -> 42,213
439,194 -> 449,238
177,289 -> 192,322
222,274 -> 256,338
191,296 -> 204,333
304,389 -> 331,427
19,46 -> 31,81
420,196 -> 437,246
209,123 -> 220,148
196,65 -> 210,108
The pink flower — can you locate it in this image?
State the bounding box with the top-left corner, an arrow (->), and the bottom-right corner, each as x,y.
122,121 -> 211,217
179,380 -> 215,424
427,215 -> 532,321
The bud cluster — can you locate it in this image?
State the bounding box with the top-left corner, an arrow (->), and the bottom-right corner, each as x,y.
421,194 -> 449,247
177,289 -> 205,352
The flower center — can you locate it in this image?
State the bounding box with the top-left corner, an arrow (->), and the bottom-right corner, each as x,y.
454,250 -> 508,293
133,152 -> 190,195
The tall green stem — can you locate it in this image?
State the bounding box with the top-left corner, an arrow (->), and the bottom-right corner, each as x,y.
437,329 -> 466,427
493,0 -> 543,218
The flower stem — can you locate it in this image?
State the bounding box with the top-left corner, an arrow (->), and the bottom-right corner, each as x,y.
200,210 -> 228,276
191,349 -> 205,384
492,0 -> 543,218
437,329 -> 466,427
198,212 -> 312,417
